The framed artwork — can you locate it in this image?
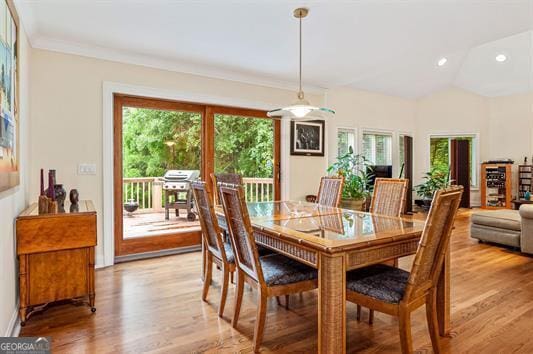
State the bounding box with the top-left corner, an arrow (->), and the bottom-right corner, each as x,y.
290,120 -> 325,156
0,0 -> 18,193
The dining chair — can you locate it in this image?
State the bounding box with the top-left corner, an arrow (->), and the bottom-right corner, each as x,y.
218,182 -> 318,352
345,186 -> 463,354
316,175 -> 345,207
369,178 -> 408,217
359,177 -> 408,323
191,181 -> 236,318
211,173 -> 243,205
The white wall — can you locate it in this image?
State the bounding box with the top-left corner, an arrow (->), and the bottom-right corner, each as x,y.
325,87 -> 417,177
0,26 -> 31,337
414,87 -> 533,206
29,49 -> 325,266
324,87 -> 533,207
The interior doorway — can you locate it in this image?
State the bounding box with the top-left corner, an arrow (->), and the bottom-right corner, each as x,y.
113,94 -> 280,259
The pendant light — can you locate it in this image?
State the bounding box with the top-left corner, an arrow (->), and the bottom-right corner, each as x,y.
267,8 -> 335,120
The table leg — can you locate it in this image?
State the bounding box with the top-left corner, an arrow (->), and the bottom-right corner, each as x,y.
436,246 -> 450,336
318,253 -> 346,354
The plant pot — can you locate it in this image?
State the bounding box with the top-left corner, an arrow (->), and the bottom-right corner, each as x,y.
124,200 -> 139,214
421,198 -> 432,211
340,198 -> 366,211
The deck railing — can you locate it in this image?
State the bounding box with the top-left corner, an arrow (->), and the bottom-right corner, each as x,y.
123,176 -> 274,212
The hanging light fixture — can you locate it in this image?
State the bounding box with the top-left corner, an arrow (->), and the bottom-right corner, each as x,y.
267,8 -> 335,120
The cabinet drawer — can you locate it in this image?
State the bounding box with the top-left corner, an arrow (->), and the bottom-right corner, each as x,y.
28,248 -> 89,305
17,214 -> 96,255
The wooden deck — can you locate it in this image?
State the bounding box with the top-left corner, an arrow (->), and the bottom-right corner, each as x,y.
19,210 -> 533,353
123,211 -> 200,239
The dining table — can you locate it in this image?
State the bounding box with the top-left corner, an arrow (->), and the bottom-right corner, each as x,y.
214,200 -> 451,354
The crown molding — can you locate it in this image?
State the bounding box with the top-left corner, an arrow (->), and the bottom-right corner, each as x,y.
30,36 -> 326,95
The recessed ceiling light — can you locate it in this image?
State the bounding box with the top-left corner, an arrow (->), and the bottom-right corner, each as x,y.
495,54 -> 507,62
437,57 -> 447,67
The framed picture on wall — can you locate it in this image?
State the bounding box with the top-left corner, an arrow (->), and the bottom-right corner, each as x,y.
290,120 -> 325,156
0,0 -> 19,193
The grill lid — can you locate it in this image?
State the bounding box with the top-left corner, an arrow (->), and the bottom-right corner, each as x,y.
163,170 -> 200,182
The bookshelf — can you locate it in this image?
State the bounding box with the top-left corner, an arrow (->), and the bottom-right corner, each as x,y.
481,163 -> 512,209
518,165 -> 533,199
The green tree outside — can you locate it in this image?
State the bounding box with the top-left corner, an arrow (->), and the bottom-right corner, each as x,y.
122,108 -> 273,179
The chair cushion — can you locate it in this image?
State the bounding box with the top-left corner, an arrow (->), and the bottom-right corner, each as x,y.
223,242 -> 235,264
471,210 -> 521,231
346,264 -> 410,304
257,245 -> 275,257
260,254 -> 317,286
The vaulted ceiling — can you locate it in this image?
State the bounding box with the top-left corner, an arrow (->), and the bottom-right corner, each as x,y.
16,0 -> 533,98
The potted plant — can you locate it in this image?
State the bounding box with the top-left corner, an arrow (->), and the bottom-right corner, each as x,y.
327,146 -> 373,211
415,168 -> 452,210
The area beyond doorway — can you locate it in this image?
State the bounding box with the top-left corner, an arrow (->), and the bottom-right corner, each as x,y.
113,93 -> 281,258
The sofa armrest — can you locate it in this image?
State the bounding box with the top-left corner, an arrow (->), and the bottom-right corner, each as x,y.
519,205 -> 533,254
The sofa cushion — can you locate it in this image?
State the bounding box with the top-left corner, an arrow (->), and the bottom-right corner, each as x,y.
470,224 -> 521,247
471,210 -> 521,231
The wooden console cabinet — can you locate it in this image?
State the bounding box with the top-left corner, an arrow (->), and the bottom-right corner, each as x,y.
16,200 -> 97,325
481,163 -> 512,209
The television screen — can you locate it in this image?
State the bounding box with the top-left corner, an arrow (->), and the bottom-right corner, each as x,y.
368,165 -> 392,185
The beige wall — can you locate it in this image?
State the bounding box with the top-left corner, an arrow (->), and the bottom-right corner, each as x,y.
325,88 -> 416,177
25,48 -> 533,271
323,87 -> 533,207
0,26 -> 31,336
29,49 -> 324,265
414,87 -> 533,206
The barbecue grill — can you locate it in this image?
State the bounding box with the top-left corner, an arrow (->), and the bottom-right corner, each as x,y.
162,170 -> 200,221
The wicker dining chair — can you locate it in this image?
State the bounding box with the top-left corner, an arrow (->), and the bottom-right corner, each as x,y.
211,173 -> 243,205
191,181 -> 236,318
316,176 -> 345,207
370,178 -> 409,217
359,177 -> 409,323
346,186 -> 463,354
219,182 -> 318,352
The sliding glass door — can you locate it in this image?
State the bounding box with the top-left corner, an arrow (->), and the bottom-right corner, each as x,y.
214,113 -> 278,202
114,96 -> 280,258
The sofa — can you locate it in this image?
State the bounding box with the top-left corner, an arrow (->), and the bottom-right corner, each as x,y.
470,205 -> 533,255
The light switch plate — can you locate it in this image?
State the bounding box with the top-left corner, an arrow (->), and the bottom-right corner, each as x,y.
78,163 -> 96,175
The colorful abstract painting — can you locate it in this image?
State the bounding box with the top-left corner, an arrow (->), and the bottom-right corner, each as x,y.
0,0 -> 17,192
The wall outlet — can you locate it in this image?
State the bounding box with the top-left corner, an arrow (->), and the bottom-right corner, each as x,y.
78,163 -> 96,175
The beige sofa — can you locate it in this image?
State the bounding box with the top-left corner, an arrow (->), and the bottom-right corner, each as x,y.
470,205 -> 533,255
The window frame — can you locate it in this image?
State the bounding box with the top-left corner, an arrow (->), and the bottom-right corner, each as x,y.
427,133 -> 479,189
336,126 -> 357,158
360,129 -> 394,166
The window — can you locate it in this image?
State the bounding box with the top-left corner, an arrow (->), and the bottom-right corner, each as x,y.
337,128 -> 356,157
429,135 -> 477,187
362,132 -> 392,165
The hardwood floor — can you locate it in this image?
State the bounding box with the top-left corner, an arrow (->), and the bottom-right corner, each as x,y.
20,211 -> 533,353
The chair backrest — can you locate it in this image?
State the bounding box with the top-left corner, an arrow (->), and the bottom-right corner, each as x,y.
404,186 -> 463,301
218,182 -> 264,284
317,176 -> 345,207
369,178 -> 408,217
211,173 -> 243,205
191,181 -> 227,262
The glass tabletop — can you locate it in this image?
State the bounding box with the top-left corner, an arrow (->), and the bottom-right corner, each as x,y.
255,210 -> 424,245
246,201 -> 342,220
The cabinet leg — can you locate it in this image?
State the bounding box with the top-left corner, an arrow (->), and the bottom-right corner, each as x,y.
89,294 -> 96,313
19,307 -> 27,326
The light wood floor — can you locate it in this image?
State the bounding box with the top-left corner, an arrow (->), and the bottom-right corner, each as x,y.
20,211 -> 533,353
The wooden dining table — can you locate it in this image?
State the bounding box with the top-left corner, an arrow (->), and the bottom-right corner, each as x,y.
215,200 -> 450,353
